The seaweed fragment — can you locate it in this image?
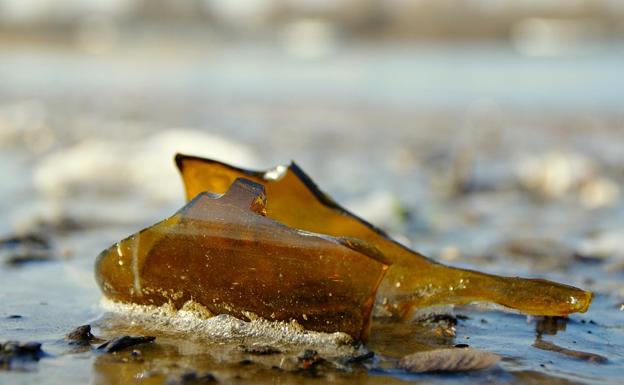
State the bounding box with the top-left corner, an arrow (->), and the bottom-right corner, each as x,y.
174,154 -> 593,318
95,179 -> 389,341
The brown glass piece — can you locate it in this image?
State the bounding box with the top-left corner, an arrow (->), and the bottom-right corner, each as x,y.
175,154 -> 592,318
95,179 -> 389,341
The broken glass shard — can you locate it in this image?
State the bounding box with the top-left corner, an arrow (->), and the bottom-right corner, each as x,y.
175,154 -> 592,318
95,178 -> 389,341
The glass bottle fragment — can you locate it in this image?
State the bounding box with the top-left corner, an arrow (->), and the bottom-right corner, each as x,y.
174,154 -> 592,318
95,178 -> 389,341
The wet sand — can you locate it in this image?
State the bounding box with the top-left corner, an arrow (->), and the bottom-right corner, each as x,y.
1,43 -> 623,384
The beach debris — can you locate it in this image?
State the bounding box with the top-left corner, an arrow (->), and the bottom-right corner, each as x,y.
166,372 -> 218,384
4,251 -> 54,266
344,350 -> 375,365
66,325 -> 96,345
1,232 -> 54,267
416,313 -> 467,338
0,233 -> 50,249
174,154 -> 593,319
242,345 -> 281,355
399,347 -> 501,373
533,339 -> 607,363
97,336 -> 155,353
298,349 -> 325,369
0,341 -> 45,369
516,151 -> 619,208
534,316 -> 568,337
95,179 -> 389,341
419,313 -> 466,327
516,152 -> 593,199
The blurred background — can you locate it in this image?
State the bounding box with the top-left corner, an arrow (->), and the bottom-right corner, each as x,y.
1,2 -> 624,384
2,0 -> 624,255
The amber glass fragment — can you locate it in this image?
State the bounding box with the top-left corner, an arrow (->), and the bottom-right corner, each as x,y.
95,179 -> 389,341
175,154 -> 592,318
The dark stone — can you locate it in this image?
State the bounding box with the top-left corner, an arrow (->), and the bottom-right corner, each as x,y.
66,325 -> 95,344
573,252 -> 604,264
420,314 -> 459,327
4,250 -> 54,266
97,336 -> 155,353
1,231 -> 54,266
298,349 -> 324,370
0,233 -> 51,250
345,351 -> 375,364
0,341 -> 45,369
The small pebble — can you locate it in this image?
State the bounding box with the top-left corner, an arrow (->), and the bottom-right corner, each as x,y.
0,341 -> 45,369
399,348 -> 501,373
298,349 -> 324,369
97,336 -> 155,353
66,325 -> 95,344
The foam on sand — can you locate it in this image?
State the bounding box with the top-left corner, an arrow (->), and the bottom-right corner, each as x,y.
100,298 -> 355,350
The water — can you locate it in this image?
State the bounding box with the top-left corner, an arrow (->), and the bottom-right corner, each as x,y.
1,42 -> 624,110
